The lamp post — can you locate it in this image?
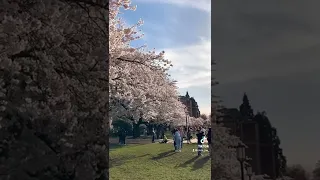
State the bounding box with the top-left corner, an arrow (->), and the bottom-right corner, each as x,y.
236,143 -> 246,180
246,165 -> 253,180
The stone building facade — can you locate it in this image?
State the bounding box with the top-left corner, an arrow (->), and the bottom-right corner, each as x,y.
179,92 -> 200,118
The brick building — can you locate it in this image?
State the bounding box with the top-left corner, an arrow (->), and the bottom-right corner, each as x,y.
179,92 -> 200,118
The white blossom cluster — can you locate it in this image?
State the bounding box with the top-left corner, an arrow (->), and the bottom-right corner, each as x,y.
188,116 -> 210,127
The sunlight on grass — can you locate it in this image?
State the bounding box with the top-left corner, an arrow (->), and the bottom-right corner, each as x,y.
110,143 -> 210,180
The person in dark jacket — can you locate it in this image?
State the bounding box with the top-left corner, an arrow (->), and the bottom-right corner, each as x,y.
118,129 -> 122,144
207,128 -> 212,156
172,129 -> 176,149
196,129 -> 205,156
187,129 -> 192,144
122,129 -> 127,145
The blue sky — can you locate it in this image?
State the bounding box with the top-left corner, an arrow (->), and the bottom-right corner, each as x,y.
121,0 -> 211,115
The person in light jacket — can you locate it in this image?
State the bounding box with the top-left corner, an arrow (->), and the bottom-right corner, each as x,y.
173,128 -> 181,152
152,129 -> 155,143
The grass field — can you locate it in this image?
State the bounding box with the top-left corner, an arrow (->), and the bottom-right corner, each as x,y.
110,143 -> 210,180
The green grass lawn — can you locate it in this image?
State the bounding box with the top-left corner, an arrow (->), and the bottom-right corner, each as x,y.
109,143 -> 210,180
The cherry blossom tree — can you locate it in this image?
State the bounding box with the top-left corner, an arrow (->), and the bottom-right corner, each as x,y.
188,117 -> 206,126
211,123 -> 243,179
109,0 -> 186,132
0,0 -> 108,179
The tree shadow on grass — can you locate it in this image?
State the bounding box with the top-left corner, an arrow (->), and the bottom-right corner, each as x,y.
151,150 -> 176,160
110,154 -> 151,168
177,156 -> 200,168
109,143 -> 142,150
110,155 -> 135,168
109,144 -> 125,150
192,155 -> 210,171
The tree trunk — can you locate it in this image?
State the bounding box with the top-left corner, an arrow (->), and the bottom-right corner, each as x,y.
132,118 -> 145,138
146,124 -> 152,135
132,123 -> 140,138
156,124 -> 161,139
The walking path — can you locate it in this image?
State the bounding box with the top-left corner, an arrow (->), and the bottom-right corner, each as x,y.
109,137 -> 208,145
165,138 -> 207,144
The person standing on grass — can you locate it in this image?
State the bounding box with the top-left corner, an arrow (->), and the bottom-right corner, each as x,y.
207,127 -> 212,156
118,129 -> 122,144
122,129 -> 127,145
187,128 -> 192,144
152,128 -> 155,143
196,128 -> 205,156
171,128 -> 176,149
179,127 -> 184,149
171,128 -> 176,150
174,128 -> 182,152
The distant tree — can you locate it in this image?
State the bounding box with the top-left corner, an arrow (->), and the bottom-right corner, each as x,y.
286,165 -> 309,180
239,93 -> 254,120
312,160 -> 320,180
271,127 -> 287,177
200,114 -> 208,120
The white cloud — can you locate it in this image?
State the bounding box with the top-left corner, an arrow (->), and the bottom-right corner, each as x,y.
163,39 -> 211,116
134,0 -> 211,13
165,39 -> 211,88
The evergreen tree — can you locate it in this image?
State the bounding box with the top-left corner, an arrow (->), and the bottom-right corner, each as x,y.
271,127 -> 287,177
239,93 -> 254,120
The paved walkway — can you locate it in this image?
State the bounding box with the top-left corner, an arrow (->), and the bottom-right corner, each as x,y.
109,137 -> 207,145
166,138 -> 208,144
